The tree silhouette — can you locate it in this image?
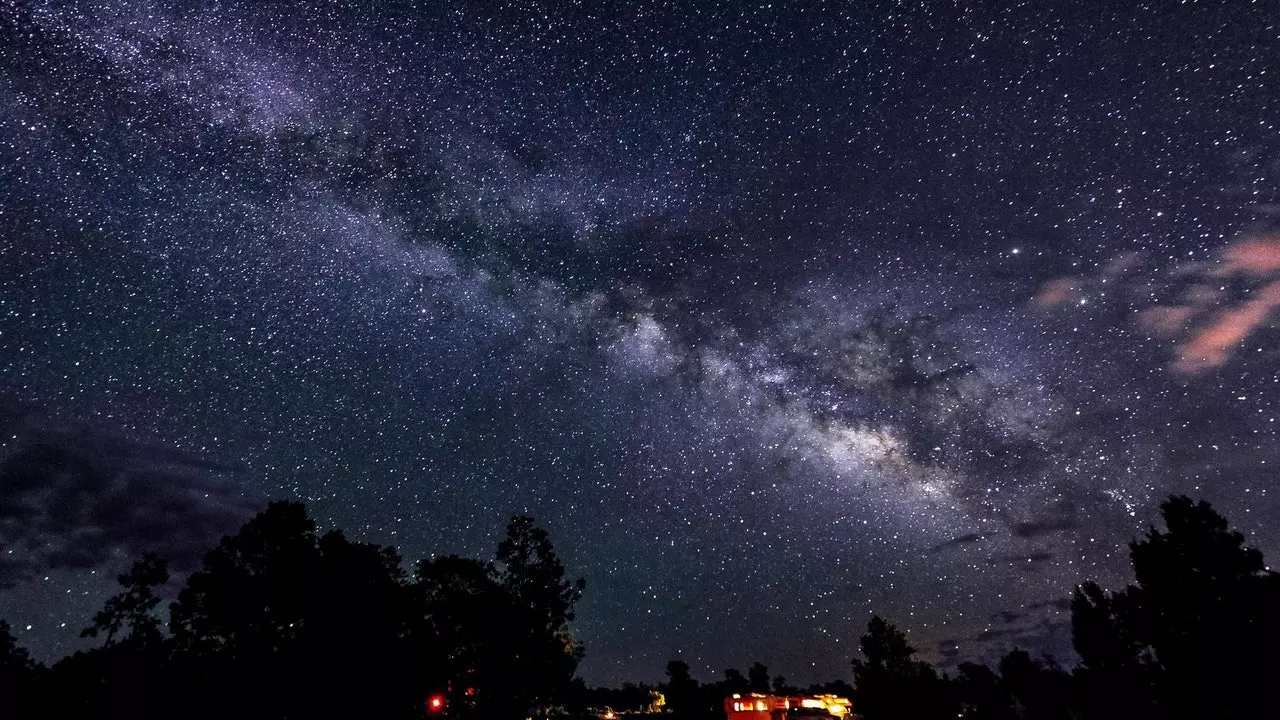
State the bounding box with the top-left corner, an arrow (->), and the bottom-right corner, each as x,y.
1131,496 -> 1279,719
581,680 -> 661,715
0,620 -> 39,719
997,650 -> 1073,720
44,553 -> 174,719
8,491 -> 1280,720
0,619 -> 34,673
851,616 -> 954,720
83,553 -> 169,647
663,659 -> 701,720
953,661 -> 1008,720
804,678 -> 856,699
491,514 -> 587,718
1,502 -> 589,720
166,500 -> 432,718
169,500 -> 321,660
166,501 -> 593,719
1072,495 -> 1280,720
747,661 -> 770,693
416,553 -> 508,718
1071,581 -> 1163,719
723,667 -> 750,695
300,530 -> 427,719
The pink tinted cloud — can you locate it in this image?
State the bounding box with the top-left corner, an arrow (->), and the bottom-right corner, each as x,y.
1173,281 -> 1280,373
1033,234 -> 1280,373
1138,305 -> 1196,336
1033,277 -> 1082,308
1213,235 -> 1280,277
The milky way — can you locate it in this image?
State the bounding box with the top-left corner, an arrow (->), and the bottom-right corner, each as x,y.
1,1 -> 1278,684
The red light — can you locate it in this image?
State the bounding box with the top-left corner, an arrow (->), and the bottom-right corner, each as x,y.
427,694 -> 445,714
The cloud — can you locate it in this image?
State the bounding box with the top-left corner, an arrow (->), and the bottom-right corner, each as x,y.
982,600 -> 1071,641
1137,305 -> 1196,335
1172,281 -> 1280,373
940,603 -> 1075,670
1212,235 -> 1280,277
1033,252 -> 1143,309
0,406 -> 258,587
928,532 -> 999,554
1034,234 -> 1280,373
1033,277 -> 1084,308
991,609 -> 1024,624
1010,516 -> 1080,539
975,625 -> 1023,642
985,551 -> 1055,566
1027,597 -> 1072,613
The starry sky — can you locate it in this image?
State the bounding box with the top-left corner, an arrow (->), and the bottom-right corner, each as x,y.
1,0 -> 1278,686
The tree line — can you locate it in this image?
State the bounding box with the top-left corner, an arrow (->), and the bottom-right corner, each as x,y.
3,495 -> 1279,719
1,501 -> 585,719
647,496 -> 1280,720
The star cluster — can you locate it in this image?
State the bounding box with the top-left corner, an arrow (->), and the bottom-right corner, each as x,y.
1,0 -> 1277,684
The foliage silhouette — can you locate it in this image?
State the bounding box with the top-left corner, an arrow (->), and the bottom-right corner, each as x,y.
664,659 -> 702,719
723,666 -> 749,695
578,680 -> 662,715
416,553 -> 506,716
1,501 -> 583,720
1071,580 -> 1164,719
1072,495 -> 1280,720
83,553 -> 169,647
3,493 -> 1279,720
747,661 -> 770,693
952,661 -> 1008,720
996,649 -> 1073,720
0,620 -> 38,718
491,515 -> 587,717
851,616 -> 955,720
635,498 -> 1277,720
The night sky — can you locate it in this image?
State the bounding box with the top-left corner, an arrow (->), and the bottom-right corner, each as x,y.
2,0 -> 1278,686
